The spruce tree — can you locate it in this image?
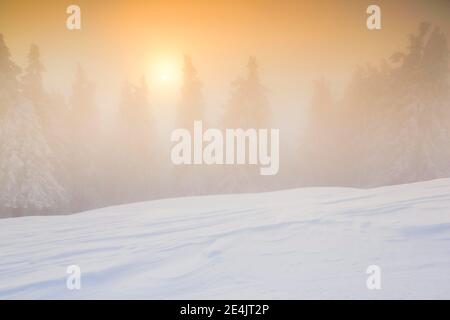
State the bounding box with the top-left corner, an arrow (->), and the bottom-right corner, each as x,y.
299,78 -> 337,186
397,24 -> 450,182
176,55 -> 204,128
223,57 -> 270,129
0,34 -> 21,114
220,57 -> 271,193
336,23 -> 450,187
0,99 -> 67,216
0,36 -> 66,217
68,65 -> 99,211
21,44 -> 45,109
173,55 -> 207,196
21,44 -> 70,210
115,76 -> 157,203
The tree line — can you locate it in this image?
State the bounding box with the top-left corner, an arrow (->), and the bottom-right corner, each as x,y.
0,22 -> 449,218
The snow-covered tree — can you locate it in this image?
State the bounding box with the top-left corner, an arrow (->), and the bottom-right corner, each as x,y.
385,23 -> 450,184
0,34 -> 21,114
298,23 -> 450,188
0,99 -> 67,216
21,44 -> 70,203
0,36 -> 67,217
342,23 -> 449,187
21,44 -> 46,111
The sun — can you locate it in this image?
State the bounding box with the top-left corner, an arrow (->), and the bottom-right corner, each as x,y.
160,73 -> 170,81
149,56 -> 179,86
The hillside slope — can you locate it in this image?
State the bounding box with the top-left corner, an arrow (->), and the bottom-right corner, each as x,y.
1,179 -> 450,299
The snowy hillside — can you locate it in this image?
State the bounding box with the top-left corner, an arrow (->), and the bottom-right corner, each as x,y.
1,179 -> 450,299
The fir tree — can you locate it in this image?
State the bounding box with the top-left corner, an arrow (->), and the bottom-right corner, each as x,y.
115,76 -> 157,203
0,37 -> 66,216
21,44 -> 45,108
68,65 -> 99,211
0,99 -> 67,216
173,55 -> 207,196
176,55 -> 204,128
220,57 -> 272,193
299,78 -> 337,186
339,23 -> 450,187
0,34 -> 21,114
223,57 -> 270,129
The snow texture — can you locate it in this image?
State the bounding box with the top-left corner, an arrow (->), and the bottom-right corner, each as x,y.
0,99 -> 66,211
1,178 -> 450,299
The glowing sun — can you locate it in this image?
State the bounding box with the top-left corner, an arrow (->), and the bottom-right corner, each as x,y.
160,73 -> 170,81
150,56 -> 179,86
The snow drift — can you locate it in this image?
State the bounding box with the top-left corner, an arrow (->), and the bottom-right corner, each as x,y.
1,179 -> 450,299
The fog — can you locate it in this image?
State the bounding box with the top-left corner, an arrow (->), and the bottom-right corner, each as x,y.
0,0 -> 449,217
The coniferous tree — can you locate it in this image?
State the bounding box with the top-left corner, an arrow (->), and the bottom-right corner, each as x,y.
388,23 -> 450,183
298,23 -> 449,188
21,44 -> 70,205
336,23 -> 450,187
0,34 -> 21,114
0,99 -> 67,216
223,57 -> 270,129
299,78 -> 337,186
176,55 -> 204,129
0,36 -> 66,217
220,57 -> 272,193
21,44 -> 45,112
114,76 -> 158,203
68,65 -> 99,211
173,55 -> 207,196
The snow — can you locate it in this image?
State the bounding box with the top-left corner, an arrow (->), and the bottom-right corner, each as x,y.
0,98 -> 67,212
1,178 -> 450,299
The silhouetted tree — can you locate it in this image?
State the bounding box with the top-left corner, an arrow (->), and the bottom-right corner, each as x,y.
222,57 -> 270,129
173,55 -> 208,196
299,78 -> 337,185
68,65 -> 99,211
0,34 -> 21,113
176,55 -> 204,128
113,76 -> 158,203
219,57 -> 272,193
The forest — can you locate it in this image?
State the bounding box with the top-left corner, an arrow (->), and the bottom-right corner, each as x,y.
0,22 -> 449,218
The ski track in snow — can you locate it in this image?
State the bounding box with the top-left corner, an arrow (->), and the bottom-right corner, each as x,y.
1,179 -> 450,299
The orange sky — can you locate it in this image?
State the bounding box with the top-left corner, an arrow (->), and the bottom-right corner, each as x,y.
1,0 -> 449,118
